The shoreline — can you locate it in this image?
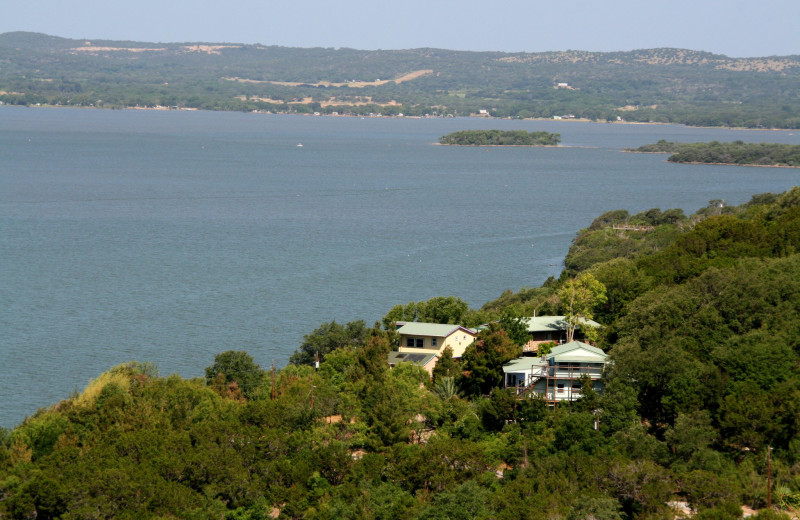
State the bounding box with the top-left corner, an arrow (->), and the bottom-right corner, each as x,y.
2,103 -> 799,132
434,143 -> 565,148
624,149 -> 800,168
668,160 -> 800,169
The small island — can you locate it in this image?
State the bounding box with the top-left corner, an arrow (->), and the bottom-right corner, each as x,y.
439,129 -> 561,146
629,139 -> 800,167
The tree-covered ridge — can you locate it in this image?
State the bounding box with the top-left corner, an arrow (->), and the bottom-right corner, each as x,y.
2,189 -> 800,519
498,48 -> 800,72
2,32 -> 800,128
438,130 -> 561,146
630,140 -> 800,167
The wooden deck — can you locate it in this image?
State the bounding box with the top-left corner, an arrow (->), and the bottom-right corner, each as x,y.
612,224 -> 655,232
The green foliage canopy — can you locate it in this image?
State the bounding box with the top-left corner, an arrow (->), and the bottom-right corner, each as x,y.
3,188 -> 800,519
439,129 -> 561,146
289,320 -> 370,366
205,350 -> 264,399
631,140 -> 800,167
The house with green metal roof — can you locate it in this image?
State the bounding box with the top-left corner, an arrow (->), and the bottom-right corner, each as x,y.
393,321 -> 478,375
503,341 -> 608,404
521,315 -> 601,353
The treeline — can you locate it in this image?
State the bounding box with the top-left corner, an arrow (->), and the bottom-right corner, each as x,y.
2,190 -> 800,519
631,140 -> 800,167
439,130 -> 561,146
2,32 -> 800,128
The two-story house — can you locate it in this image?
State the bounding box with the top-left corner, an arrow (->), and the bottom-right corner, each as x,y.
387,322 -> 477,376
502,341 -> 608,405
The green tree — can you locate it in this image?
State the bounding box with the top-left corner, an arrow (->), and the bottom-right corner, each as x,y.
588,257 -> 653,324
479,388 -> 517,431
718,381 -> 776,451
458,323 -> 521,396
205,350 -> 264,399
362,348 -> 428,447
289,320 -> 369,366
382,296 -> 470,328
498,308 -> 529,346
418,479 -> 492,520
432,346 -> 459,383
597,375 -> 640,435
420,296 -> 470,324
382,302 -> 421,328
350,333 -> 393,385
665,410 -> 718,460
558,272 -> 607,342
567,496 -> 624,520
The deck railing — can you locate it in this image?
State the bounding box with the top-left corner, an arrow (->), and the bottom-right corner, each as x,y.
511,362 -> 604,397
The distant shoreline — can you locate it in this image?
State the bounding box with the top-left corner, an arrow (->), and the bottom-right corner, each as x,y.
433,143 -> 564,147
2,103 -> 798,132
667,160 -> 799,169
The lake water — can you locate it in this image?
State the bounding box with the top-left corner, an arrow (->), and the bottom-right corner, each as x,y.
2,106 -> 800,428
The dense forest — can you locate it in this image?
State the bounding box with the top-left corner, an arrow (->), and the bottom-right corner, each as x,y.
2,188 -> 800,519
438,130 -> 561,146
630,140 -> 800,167
2,32 -> 800,128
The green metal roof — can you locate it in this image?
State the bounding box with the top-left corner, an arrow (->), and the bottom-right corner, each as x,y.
522,316 -> 601,332
503,341 -> 608,373
502,357 -> 545,373
395,322 -> 476,338
547,341 -> 607,362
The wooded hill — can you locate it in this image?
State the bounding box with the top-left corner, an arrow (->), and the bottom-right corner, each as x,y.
439,130 -> 561,146
2,31 -> 800,128
2,189 -> 800,519
630,140 -> 800,167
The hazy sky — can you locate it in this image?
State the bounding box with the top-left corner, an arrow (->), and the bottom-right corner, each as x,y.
3,0 -> 799,57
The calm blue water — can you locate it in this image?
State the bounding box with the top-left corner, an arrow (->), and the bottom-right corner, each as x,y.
2,106 -> 800,427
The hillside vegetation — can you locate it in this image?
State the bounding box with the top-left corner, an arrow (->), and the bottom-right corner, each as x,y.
438,130 -> 561,146
2,32 -> 800,128
2,188 -> 800,519
631,140 -> 800,167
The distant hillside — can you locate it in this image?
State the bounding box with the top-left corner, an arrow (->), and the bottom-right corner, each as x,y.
2,32 -> 799,128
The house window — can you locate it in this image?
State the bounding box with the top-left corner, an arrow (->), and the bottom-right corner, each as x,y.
406,338 -> 423,348
557,383 -> 565,393
431,338 -> 437,347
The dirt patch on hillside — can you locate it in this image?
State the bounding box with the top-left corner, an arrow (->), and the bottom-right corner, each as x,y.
69,44 -> 241,55
236,95 -> 401,107
70,46 -> 166,53
224,69 -> 433,88
618,104 -> 658,111
182,45 -> 241,55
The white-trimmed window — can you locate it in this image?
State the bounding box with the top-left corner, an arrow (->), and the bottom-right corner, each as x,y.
431,337 -> 437,347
